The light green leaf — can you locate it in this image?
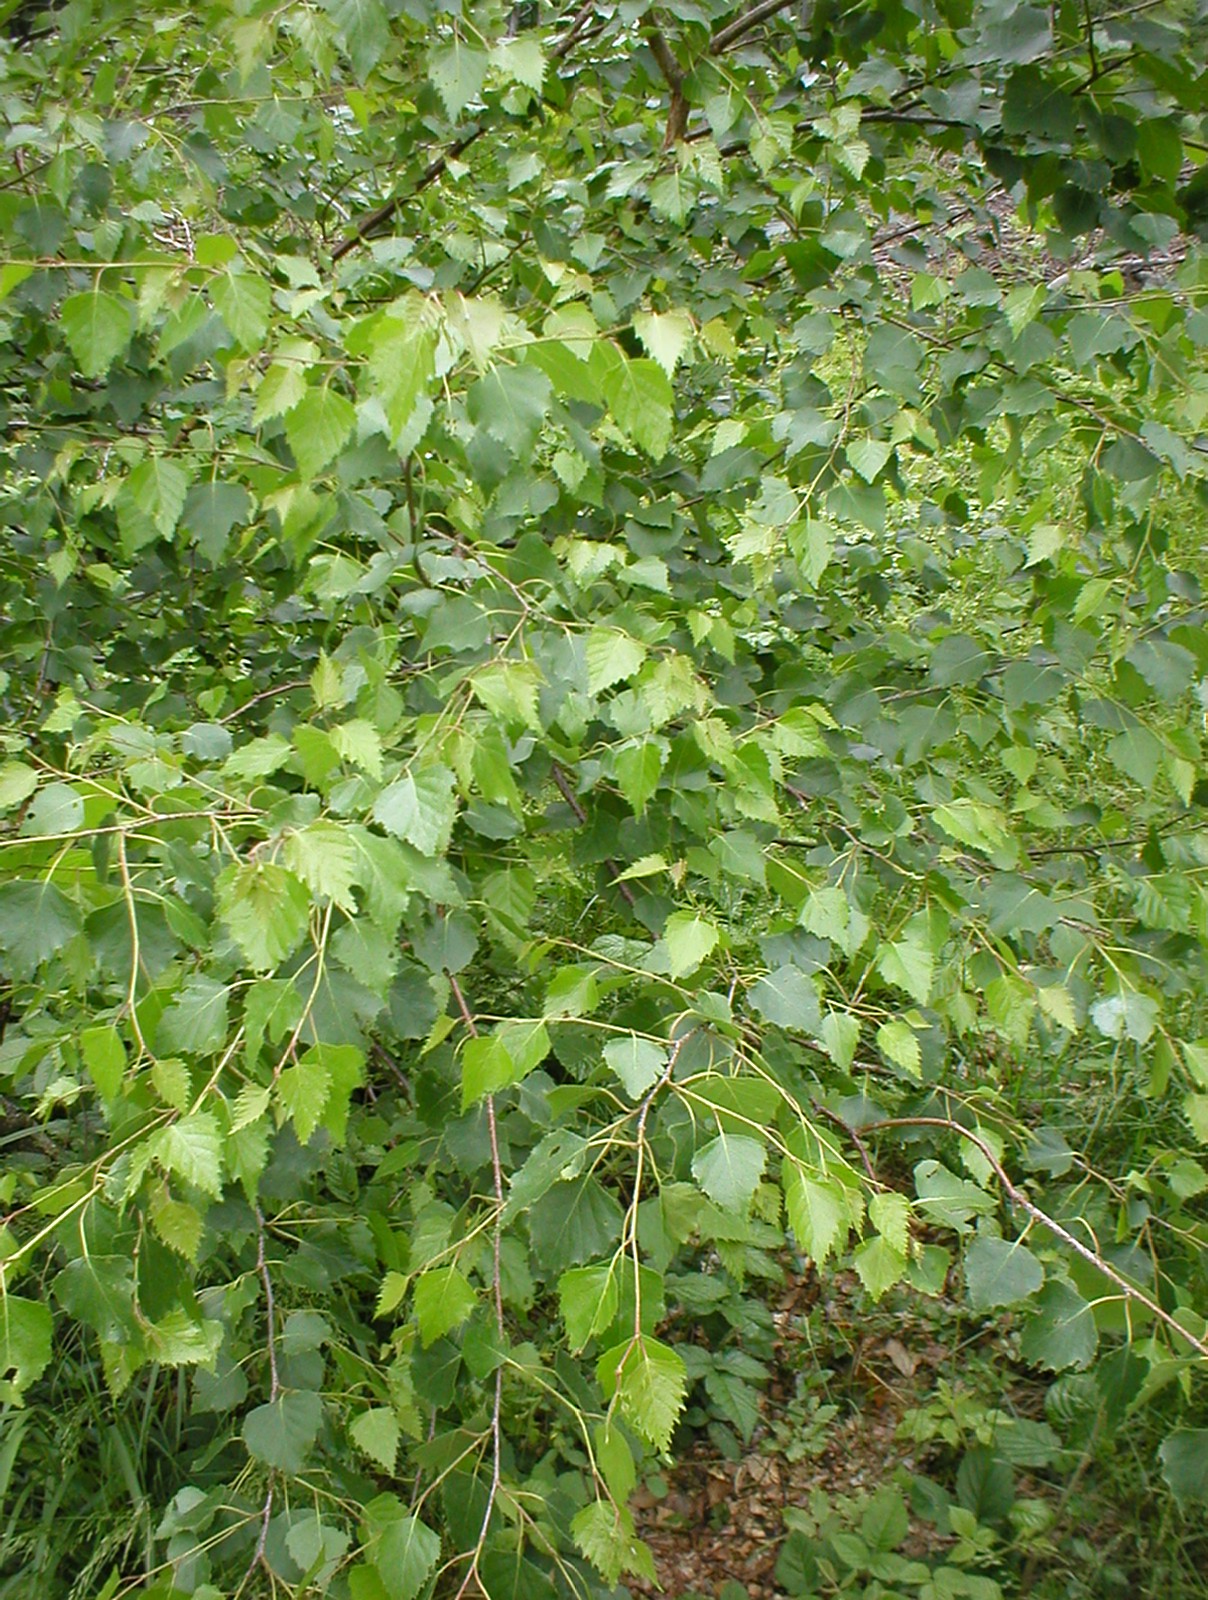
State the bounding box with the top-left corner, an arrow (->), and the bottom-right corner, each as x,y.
283,819 -> 359,910
932,798 -> 1016,863
877,1018 -> 921,1078
571,1501 -> 656,1587
632,309 -> 693,377
559,1264 -> 619,1350
217,861 -> 312,971
372,767 -> 457,855
80,1025 -> 126,1101
278,1052 -> 332,1144
663,911 -> 719,980
490,34 -> 546,91
596,1335 -> 687,1452
691,1132 -> 766,1213
853,1236 -> 908,1300
0,761 -> 37,810
614,740 -> 664,817
428,38 -> 488,119
153,1111 -> 224,1198
785,1169 -> 851,1266
211,265 -> 271,350
586,627 -> 648,695
413,1266 -> 477,1346
876,939 -> 933,1005
351,1407 -> 400,1473
603,1034 -> 666,1099
284,387 -> 357,478
602,356 -> 673,458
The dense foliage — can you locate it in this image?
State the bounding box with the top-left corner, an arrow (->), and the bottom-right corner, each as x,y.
1,1 -> 1207,1596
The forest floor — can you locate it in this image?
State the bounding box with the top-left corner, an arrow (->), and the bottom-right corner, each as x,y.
628,1268 -> 1023,1599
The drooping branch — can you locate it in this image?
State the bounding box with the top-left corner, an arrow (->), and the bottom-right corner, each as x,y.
857,1115 -> 1208,1363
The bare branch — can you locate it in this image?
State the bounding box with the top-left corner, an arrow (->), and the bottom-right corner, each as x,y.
711,0 -> 797,55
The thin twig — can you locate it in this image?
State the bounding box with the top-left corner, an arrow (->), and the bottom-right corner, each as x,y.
857,1115 -> 1208,1361
448,975 -> 507,1600
243,1205 -> 281,1589
550,763 -> 637,906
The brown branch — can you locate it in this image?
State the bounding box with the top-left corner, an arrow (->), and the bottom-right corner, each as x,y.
332,127 -> 483,264
646,24 -> 688,148
858,1115 -> 1208,1362
710,0 -> 797,54
550,762 -> 637,906
333,5 -> 592,265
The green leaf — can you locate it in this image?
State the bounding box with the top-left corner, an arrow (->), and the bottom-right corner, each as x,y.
413,1266 -> 477,1346
876,939 -> 933,1006
157,975 -> 229,1056
80,1025 -> 126,1101
152,1111 -> 225,1198
663,911 -> 719,980
750,964 -> 822,1032
784,1169 -> 852,1266
932,798 -> 1016,863
0,881 -> 82,977
211,265 -> 271,350
601,356 -> 673,457
877,1018 -> 922,1078
603,1034 -> 666,1099
614,740 -> 664,817
60,288 -> 133,377
0,760 -> 37,810
1159,1430 -> 1208,1509
428,37 -> 488,119
586,627 -> 647,695
965,1236 -> 1045,1309
278,1052 -> 332,1144
363,1496 -> 441,1600
117,457 -> 192,553
284,387 -> 357,478
528,1177 -> 624,1273
467,363 -> 552,454
1018,1280 -> 1098,1370
596,1335 -> 687,1452
692,1132 -> 766,1213
0,1297 -> 53,1399
462,1023 -> 548,1109
853,1235 -> 908,1300
559,1264 -> 619,1350
632,309 -> 693,377
372,767 -> 457,855
490,34 -> 546,92
283,820 -> 359,910
351,1407 -> 400,1473
323,0 -> 390,78
243,1391 -> 324,1475
217,861 -> 311,971
571,1501 -> 656,1587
